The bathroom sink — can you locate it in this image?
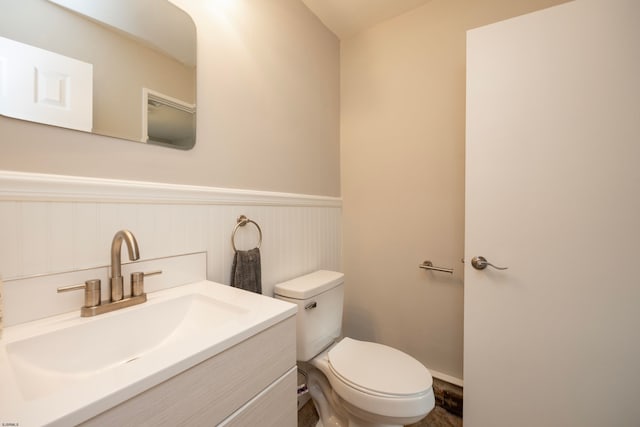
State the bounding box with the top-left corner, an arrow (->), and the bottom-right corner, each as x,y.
0,281 -> 296,426
7,293 -> 247,400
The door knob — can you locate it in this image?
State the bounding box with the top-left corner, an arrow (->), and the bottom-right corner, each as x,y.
471,256 -> 508,270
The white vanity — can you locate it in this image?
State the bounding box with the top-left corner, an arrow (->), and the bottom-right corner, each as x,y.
0,253 -> 297,426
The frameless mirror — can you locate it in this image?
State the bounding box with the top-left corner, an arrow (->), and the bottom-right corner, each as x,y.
0,0 -> 196,150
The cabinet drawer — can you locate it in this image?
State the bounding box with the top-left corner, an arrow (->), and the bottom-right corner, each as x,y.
219,367 -> 297,427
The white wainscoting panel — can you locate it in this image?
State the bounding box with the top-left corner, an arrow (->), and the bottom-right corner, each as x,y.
0,172 -> 342,300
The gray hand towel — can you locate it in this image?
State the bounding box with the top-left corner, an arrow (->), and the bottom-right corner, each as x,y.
230,247 -> 262,294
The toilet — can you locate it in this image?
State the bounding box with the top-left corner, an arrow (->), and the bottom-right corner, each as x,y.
274,270 -> 435,427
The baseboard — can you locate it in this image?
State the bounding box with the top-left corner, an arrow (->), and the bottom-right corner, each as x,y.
428,369 -> 463,388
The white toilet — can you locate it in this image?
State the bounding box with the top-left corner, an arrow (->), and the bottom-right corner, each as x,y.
274,270 -> 435,427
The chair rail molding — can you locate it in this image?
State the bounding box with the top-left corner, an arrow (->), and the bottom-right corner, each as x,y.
0,170 -> 342,207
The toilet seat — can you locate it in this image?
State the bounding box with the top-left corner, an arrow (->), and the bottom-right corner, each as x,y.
328,337 -> 432,397
312,337 -> 434,419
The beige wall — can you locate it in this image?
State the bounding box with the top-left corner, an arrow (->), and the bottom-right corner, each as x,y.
341,0 -> 569,380
0,0 -> 340,196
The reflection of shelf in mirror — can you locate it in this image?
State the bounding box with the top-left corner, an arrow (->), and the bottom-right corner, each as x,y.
143,88 -> 196,150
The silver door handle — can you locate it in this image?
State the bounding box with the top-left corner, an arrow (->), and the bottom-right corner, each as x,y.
471,256 -> 508,270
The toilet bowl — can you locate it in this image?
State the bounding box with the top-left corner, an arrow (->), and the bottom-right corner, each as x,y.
274,270 -> 434,427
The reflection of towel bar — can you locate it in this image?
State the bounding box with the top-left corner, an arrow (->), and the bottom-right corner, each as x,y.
231,215 -> 262,252
419,260 -> 453,274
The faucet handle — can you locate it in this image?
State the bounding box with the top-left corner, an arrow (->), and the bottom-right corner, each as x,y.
57,279 -> 101,308
131,270 -> 162,297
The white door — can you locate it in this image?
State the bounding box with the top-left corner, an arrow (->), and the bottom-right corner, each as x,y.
465,1 -> 640,426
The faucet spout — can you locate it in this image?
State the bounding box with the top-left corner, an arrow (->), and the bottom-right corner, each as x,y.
110,230 -> 140,301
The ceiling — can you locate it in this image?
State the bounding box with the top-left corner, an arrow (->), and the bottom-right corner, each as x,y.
301,0 -> 433,39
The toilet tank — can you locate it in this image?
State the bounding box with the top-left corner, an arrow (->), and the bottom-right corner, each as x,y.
274,270 -> 344,361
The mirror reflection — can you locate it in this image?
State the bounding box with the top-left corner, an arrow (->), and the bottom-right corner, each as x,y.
0,0 -> 196,150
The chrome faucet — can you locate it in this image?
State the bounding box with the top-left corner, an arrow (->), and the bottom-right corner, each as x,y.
110,230 -> 140,301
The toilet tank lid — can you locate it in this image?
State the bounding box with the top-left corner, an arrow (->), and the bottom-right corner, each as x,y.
274,270 -> 344,299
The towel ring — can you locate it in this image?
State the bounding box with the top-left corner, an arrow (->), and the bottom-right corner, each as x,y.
231,215 -> 262,252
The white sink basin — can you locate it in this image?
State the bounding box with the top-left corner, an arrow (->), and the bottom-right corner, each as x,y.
0,281 -> 296,426
7,293 -> 247,400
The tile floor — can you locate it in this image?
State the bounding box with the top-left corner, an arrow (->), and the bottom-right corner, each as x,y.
297,378 -> 463,427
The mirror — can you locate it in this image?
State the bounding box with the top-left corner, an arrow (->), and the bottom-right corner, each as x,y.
0,0 -> 196,150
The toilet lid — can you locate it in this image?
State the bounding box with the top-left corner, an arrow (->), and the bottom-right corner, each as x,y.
328,337 -> 432,396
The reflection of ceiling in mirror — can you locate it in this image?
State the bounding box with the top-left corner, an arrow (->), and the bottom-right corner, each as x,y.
47,0 -> 196,66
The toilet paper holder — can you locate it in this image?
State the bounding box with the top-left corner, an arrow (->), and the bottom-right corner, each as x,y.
419,260 -> 454,274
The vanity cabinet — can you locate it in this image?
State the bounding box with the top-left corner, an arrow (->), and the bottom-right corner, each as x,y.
81,317 -> 296,426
